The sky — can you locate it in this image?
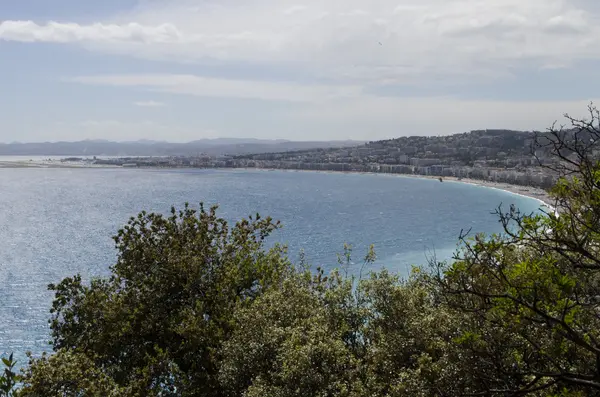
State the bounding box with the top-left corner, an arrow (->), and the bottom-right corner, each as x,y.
1,0 -> 600,142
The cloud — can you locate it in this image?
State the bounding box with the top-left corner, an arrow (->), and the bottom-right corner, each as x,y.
134,100 -> 166,107
544,10 -> 590,34
70,74 -> 363,102
0,20 -> 183,43
2,0 -> 600,85
4,0 -> 600,143
283,5 -> 307,15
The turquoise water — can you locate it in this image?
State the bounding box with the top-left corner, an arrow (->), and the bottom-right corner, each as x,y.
0,168 -> 541,362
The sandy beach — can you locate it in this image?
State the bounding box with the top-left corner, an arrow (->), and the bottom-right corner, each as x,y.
406,175 -> 553,209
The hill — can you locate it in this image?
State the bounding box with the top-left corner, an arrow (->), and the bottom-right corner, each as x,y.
236,129 -> 541,164
230,129 -> 565,188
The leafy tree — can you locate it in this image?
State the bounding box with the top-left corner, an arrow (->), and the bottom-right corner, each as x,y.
18,350 -> 123,396
219,272 -> 360,397
0,354 -> 20,397
21,204 -> 291,396
14,223 -> 470,397
436,104 -> 600,395
219,254 -> 476,397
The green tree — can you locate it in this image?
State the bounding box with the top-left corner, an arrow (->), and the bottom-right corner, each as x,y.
16,227 -> 469,397
219,272 -> 360,397
218,256 -> 474,397
20,204 -> 291,396
18,350 -> 123,396
436,105 -> 600,395
0,354 -> 20,397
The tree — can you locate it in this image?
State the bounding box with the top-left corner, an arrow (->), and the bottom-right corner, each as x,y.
218,264 -> 471,397
18,350 -> 123,396
15,224 -> 468,397
0,354 -> 20,397
219,272 -> 360,397
435,104 -> 600,395
20,204 -> 291,396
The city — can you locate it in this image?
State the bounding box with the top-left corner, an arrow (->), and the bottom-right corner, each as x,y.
77,128 -> 562,189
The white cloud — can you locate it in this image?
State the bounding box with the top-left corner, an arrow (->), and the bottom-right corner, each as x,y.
70,74 -> 363,102
283,5 -> 307,15
544,10 -> 590,34
134,100 -> 166,107
0,20 -> 184,43
4,0 -> 600,142
2,0 -> 599,84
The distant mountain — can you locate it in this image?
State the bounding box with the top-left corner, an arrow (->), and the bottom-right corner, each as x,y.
188,138 -> 290,146
236,129 -> 543,163
0,139 -> 363,157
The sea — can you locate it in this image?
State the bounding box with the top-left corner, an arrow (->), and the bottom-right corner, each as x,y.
0,167 -> 542,363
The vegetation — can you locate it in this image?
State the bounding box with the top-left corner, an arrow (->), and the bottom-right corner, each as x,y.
0,354 -> 19,397
235,127 -> 544,169
2,106 -> 600,396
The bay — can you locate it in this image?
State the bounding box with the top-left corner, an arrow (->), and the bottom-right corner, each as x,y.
0,167 -> 541,362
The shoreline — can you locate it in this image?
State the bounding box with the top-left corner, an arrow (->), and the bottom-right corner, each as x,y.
238,168 -> 555,212
442,176 -> 555,213
0,160 -> 554,211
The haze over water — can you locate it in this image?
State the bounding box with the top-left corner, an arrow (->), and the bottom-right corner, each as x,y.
0,168 -> 541,362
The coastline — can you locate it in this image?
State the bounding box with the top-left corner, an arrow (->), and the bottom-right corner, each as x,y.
0,160 -> 116,169
244,168 -> 556,212
0,160 -> 554,212
411,174 -> 553,209
439,176 -> 555,213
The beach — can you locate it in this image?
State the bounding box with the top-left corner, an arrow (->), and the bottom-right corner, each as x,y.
408,175 -> 554,210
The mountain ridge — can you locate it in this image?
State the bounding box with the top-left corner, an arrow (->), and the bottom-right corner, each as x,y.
0,139 -> 363,156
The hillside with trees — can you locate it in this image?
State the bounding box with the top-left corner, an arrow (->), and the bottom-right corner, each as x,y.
2,106 -> 600,396
229,126 -> 595,188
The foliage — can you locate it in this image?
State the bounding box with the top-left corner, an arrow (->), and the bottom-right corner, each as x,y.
18,350 -> 123,396
435,104 -> 600,395
0,354 -> 20,397
3,106 -> 600,396
23,204 -> 291,396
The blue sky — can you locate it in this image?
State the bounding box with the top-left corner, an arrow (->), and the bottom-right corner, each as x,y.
1,0 -> 600,142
